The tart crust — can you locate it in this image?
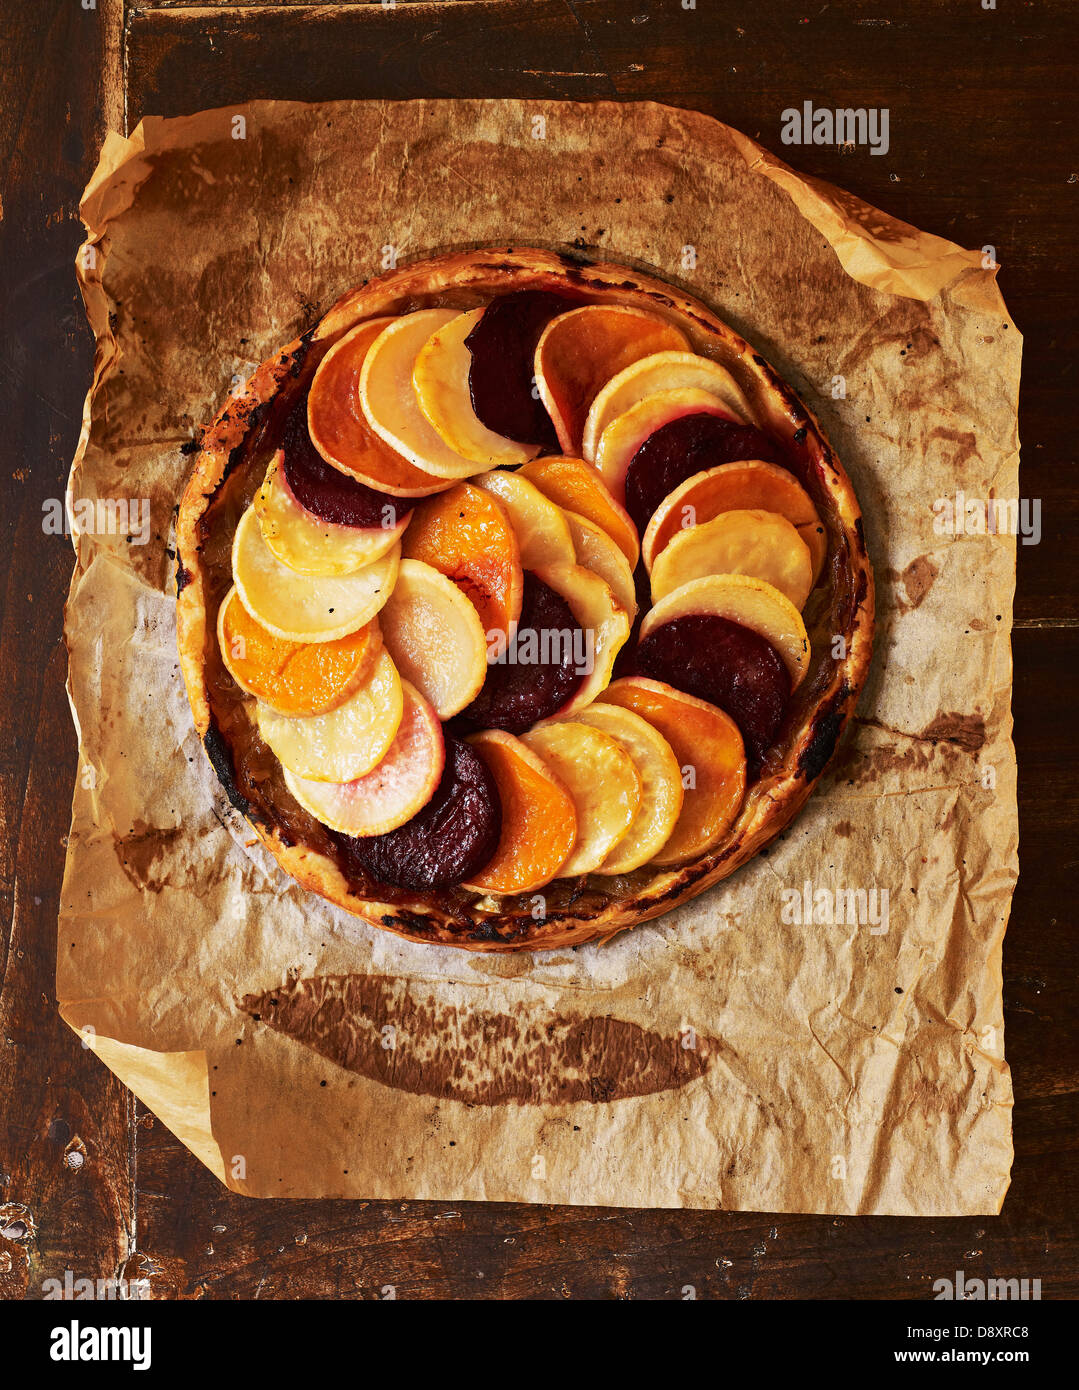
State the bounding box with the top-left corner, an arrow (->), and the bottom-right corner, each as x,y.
176,247 -> 875,952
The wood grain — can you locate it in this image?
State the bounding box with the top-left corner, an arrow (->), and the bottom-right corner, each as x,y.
0,0 -> 134,1300
0,0 -> 1076,1300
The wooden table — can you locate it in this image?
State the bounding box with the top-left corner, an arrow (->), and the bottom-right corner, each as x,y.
2,0 -> 1076,1300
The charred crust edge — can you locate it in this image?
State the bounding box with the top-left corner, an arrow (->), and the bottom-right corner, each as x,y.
797,682 -> 853,783
203,719 -> 252,821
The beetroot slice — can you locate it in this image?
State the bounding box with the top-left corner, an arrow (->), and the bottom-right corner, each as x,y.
624,414 -> 788,534
452,571 -> 584,734
635,613 -> 791,774
464,290 -> 574,446
338,737 -> 502,891
279,391 -> 410,530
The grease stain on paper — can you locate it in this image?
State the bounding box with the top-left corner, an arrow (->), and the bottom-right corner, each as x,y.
240,973 -> 713,1105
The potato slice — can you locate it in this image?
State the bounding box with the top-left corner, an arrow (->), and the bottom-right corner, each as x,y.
582,350 -> 752,461
463,730 -> 577,895
640,573 -> 811,689
308,317 -> 454,498
594,388 -> 737,506
232,506 -> 400,642
257,648 -> 403,782
530,562 -> 631,714
641,459 -> 820,573
562,509 -> 637,617
282,680 -> 444,836
603,676 -> 747,866
413,308 -> 541,468
534,304 -> 689,454
651,508 -> 814,610
254,451 -> 406,576
379,559 -> 487,719
519,722 -> 640,877
359,310 -> 480,479
518,454 -> 640,568
570,703 -> 683,873
474,469 -> 575,569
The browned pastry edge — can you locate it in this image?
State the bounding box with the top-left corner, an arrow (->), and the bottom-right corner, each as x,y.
176,247 -> 875,952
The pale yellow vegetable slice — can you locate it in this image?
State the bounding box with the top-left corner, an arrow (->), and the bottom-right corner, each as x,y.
257,648 -> 403,782
412,308 -> 541,468
378,559 -> 487,718
562,509 -> 637,616
570,703 -> 684,873
530,562 -> 631,714
650,508 -> 814,610
359,310 -> 480,479
282,681 -> 444,836
232,505 -> 399,642
641,459 -> 820,573
474,470 -> 575,568
582,350 -> 752,461
254,451 -> 405,577
640,573 -> 811,689
519,722 -> 640,877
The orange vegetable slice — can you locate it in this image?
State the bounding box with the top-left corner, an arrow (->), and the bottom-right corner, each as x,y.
402,482 -> 524,645
602,676 -> 747,867
463,730 -> 577,895
533,305 -> 690,454
517,455 -> 640,568
307,318 -> 453,497
217,585 -> 381,716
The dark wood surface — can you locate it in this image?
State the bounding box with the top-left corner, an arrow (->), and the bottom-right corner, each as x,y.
1,0 -> 1076,1300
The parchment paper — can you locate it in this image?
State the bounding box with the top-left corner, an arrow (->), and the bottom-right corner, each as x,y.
59,100 -> 1019,1213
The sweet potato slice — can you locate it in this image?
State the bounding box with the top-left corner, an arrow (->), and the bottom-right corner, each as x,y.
307,318 -> 452,498
217,586 -> 381,717
518,455 -> 640,568
534,305 -> 689,454
463,730 -> 577,894
402,482 -> 524,643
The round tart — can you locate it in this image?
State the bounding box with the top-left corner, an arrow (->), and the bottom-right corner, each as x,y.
176,247 -> 874,952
